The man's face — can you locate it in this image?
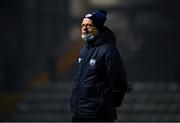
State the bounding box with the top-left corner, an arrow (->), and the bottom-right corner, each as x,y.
81,18 -> 98,37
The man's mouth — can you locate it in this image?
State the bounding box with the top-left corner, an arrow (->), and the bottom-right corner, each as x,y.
82,32 -> 88,35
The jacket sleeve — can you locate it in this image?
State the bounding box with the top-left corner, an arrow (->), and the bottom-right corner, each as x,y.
105,46 -> 128,107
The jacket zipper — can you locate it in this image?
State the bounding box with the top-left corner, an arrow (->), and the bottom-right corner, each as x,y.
76,46 -> 89,117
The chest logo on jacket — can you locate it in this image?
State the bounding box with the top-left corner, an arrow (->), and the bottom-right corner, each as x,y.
89,59 -> 96,66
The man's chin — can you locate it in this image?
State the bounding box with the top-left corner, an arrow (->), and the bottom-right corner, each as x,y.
82,34 -> 88,36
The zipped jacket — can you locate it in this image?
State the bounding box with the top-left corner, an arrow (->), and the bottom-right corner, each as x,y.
70,27 -> 128,119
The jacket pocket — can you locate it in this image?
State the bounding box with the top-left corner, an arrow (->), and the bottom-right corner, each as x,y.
78,86 -> 98,114
80,85 -> 97,98
87,61 -> 97,76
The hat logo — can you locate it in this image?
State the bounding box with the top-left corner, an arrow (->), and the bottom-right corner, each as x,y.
85,14 -> 93,18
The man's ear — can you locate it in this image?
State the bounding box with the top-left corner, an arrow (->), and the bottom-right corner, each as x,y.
92,27 -> 99,37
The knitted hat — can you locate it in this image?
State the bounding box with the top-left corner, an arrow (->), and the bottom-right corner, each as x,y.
84,10 -> 107,32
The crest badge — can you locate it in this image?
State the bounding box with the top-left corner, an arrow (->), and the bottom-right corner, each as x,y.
89,59 -> 96,66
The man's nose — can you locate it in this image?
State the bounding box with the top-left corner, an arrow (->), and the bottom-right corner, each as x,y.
82,27 -> 88,31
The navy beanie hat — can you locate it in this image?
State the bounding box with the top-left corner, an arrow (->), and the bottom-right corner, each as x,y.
84,10 -> 107,32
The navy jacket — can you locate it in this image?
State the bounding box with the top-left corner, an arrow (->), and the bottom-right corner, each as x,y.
70,27 -> 128,119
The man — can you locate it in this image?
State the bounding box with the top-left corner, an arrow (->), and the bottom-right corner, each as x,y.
70,10 -> 128,122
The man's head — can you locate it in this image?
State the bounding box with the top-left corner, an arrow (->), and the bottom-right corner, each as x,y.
81,10 -> 107,42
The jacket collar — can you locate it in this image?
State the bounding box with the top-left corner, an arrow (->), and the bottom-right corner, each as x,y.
87,26 -> 116,47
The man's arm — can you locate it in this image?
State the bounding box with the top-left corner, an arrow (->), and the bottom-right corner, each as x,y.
105,46 -> 128,107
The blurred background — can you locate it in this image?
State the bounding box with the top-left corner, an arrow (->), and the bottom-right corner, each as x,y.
0,0 -> 180,121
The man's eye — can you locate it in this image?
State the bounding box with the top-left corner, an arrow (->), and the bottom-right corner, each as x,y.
81,24 -> 94,29
87,25 -> 93,28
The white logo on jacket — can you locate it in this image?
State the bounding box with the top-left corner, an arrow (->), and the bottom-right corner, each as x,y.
78,58 -> 81,63
89,59 -> 96,66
